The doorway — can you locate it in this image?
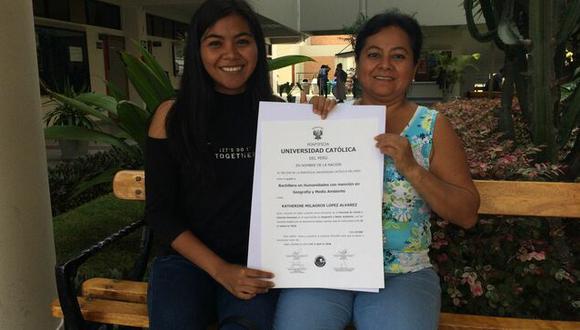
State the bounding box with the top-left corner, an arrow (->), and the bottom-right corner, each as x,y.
101,34 -> 128,98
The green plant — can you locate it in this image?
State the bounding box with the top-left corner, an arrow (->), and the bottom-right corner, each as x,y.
432,52 -> 480,101
43,80 -> 94,129
278,82 -> 302,102
431,215 -> 579,320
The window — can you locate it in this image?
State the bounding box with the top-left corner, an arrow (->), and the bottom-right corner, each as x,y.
173,43 -> 185,77
85,0 -> 121,30
33,0 -> 70,21
147,14 -> 187,40
35,26 -> 91,94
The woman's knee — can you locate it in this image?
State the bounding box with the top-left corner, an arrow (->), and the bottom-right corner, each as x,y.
353,268 -> 441,330
274,289 -> 353,330
218,288 -> 279,330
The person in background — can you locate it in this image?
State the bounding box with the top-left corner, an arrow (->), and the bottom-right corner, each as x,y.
274,10 -> 480,330
145,1 -> 335,329
484,67 -> 504,92
300,78 -> 311,96
333,63 -> 348,102
318,64 -> 330,97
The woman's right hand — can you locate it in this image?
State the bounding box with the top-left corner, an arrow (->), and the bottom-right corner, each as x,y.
308,95 -> 336,119
213,262 -> 275,300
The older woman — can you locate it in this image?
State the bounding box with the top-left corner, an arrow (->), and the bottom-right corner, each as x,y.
274,10 -> 480,330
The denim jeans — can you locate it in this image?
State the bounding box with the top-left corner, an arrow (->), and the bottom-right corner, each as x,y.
147,254 -> 279,330
274,267 -> 441,330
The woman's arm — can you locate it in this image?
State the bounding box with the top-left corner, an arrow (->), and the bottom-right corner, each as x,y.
147,101 -> 274,299
375,114 -> 479,228
171,231 -> 274,299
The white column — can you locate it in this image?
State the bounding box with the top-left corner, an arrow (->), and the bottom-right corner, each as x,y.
0,1 -> 58,329
122,4 -> 147,102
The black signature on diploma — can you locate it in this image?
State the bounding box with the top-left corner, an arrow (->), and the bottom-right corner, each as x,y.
334,249 -> 355,272
286,250 -> 308,273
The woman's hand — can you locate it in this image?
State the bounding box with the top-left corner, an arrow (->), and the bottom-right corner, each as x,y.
213,262 -> 275,300
374,133 -> 420,177
306,95 -> 336,120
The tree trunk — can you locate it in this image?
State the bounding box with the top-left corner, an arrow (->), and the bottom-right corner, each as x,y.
528,0 -> 558,161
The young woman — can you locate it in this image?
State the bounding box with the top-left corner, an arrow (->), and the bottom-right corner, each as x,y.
145,1 -> 333,329
274,11 -> 480,330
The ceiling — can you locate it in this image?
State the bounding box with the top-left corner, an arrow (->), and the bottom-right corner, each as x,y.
123,0 -> 305,43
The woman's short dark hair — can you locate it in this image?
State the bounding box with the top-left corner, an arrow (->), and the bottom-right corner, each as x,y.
166,0 -> 273,180
354,10 -> 423,65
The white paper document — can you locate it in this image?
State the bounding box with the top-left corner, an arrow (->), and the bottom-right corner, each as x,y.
248,102 -> 386,290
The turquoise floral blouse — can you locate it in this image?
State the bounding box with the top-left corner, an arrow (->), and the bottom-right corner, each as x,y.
383,106 -> 438,273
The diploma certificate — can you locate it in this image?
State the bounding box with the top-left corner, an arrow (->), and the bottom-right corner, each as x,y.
248,102 -> 386,290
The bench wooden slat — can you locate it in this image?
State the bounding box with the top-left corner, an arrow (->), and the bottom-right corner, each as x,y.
111,171 -> 580,218
51,297 -> 149,328
476,180 -> 580,218
439,312 -> 579,329
82,278 -> 147,303
113,170 -> 145,200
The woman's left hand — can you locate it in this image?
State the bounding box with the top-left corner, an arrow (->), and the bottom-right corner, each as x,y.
375,133 -> 419,177
306,95 -> 336,120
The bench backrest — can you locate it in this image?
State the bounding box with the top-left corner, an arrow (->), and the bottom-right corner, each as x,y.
113,170 -> 580,218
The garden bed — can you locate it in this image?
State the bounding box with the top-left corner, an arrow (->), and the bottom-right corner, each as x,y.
430,98 -> 578,320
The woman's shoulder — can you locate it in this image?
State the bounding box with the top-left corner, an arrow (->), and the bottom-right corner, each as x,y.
149,100 -> 174,139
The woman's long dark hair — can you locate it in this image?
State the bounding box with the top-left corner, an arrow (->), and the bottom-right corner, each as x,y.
166,0 -> 274,180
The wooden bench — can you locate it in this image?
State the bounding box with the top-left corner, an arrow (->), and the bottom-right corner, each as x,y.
52,170 -> 580,329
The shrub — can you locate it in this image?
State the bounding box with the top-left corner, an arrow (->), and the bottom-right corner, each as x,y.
431,216 -> 579,320
48,147 -> 142,216
433,98 -> 564,180
430,98 -> 578,320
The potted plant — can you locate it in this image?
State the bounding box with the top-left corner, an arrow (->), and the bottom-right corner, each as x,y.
43,80 -> 95,159
278,82 -> 302,103
431,51 -> 480,101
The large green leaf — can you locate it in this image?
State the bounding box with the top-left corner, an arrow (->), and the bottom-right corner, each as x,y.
48,91 -> 112,123
44,126 -> 133,155
136,41 -> 174,92
120,52 -> 166,113
268,55 -> 315,71
117,101 -> 150,151
121,50 -> 175,113
76,93 -> 119,117
105,80 -> 127,102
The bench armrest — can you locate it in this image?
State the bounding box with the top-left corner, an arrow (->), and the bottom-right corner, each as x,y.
55,219 -> 150,330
